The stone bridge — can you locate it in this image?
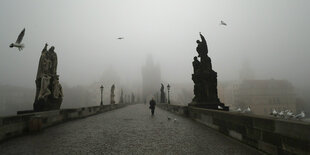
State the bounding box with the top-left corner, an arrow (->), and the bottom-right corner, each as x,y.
0,103 -> 309,155
0,104 -> 261,155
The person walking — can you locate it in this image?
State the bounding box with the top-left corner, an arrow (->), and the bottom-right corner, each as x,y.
149,98 -> 156,116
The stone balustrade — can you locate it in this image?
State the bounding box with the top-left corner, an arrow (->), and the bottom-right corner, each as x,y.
0,104 -> 128,142
157,103 -> 310,155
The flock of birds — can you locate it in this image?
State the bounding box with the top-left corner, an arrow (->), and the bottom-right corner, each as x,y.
270,109 -> 305,120
231,106 -> 306,120
232,106 -> 252,113
8,28 -> 126,51
9,20 -> 228,52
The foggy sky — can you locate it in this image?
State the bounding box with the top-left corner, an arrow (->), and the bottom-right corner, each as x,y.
0,0 -> 309,90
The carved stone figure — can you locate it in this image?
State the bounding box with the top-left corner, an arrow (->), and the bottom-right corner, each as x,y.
52,75 -> 63,99
160,83 -> 166,103
110,84 -> 115,104
189,33 -> 228,111
193,56 -> 201,74
33,44 -> 63,112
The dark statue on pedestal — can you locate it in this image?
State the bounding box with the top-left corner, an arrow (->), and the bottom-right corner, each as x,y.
33,43 -> 63,112
189,33 -> 229,111
160,83 -> 166,103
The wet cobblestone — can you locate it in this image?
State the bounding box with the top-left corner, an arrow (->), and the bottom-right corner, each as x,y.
0,104 -> 263,155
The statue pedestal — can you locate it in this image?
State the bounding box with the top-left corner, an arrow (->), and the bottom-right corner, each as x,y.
33,98 -> 62,112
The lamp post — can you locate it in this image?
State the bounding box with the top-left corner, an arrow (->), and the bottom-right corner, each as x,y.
100,85 -> 104,106
167,84 -> 171,104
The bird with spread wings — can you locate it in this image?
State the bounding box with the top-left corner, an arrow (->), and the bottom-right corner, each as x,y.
9,28 -> 25,51
220,20 -> 227,26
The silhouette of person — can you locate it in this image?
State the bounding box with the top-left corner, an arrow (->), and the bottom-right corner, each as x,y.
149,98 -> 156,116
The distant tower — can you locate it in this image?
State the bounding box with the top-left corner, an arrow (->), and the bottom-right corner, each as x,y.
141,55 -> 161,101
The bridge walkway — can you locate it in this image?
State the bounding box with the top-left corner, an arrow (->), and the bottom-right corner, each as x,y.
0,104 -> 262,155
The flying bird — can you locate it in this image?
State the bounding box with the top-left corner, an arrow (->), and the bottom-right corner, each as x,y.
10,28 -> 25,51
117,37 -> 124,40
220,20 -> 227,26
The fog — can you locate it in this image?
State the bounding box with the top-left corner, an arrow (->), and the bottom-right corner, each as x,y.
0,0 -> 310,115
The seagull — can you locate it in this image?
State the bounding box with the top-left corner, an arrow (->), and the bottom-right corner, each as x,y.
278,111 -> 284,117
10,28 -> 25,51
236,107 -> 242,112
242,106 -> 251,113
270,109 -> 278,117
294,111 -> 305,120
286,110 -> 294,118
220,20 -> 227,26
218,105 -> 223,110
173,118 -> 177,122
117,37 -> 124,40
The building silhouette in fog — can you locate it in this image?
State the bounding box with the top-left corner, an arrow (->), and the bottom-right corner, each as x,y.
141,55 -> 161,101
218,62 -> 297,115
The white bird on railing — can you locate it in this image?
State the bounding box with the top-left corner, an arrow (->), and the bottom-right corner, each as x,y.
294,111 -> 305,120
278,111 -> 284,117
218,105 -> 223,110
173,118 -> 177,122
270,109 -> 278,117
236,107 -> 242,112
286,110 -> 294,118
243,106 -> 251,113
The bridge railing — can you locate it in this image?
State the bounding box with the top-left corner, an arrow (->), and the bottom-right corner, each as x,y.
0,104 -> 128,142
157,103 -> 310,155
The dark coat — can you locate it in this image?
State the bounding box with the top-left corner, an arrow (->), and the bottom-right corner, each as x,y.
149,99 -> 156,109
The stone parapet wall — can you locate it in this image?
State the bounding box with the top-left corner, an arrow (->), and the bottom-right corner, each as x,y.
156,103 -> 188,116
157,103 -> 310,155
0,104 -> 128,142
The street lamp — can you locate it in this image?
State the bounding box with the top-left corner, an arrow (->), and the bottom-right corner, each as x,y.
167,84 -> 171,104
100,85 -> 104,106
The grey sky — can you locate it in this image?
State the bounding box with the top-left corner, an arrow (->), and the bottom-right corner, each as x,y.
0,0 -> 309,89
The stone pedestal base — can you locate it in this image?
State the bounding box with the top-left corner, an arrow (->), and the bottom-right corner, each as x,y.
33,98 -> 62,112
188,101 -> 229,111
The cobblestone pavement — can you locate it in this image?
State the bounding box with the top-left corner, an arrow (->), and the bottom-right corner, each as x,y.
0,104 -> 263,155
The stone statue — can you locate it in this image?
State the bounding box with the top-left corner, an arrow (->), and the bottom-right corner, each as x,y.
33,44 -> 63,112
189,33 -> 228,111
193,56 -> 201,74
196,32 -> 208,57
52,75 -> 63,99
160,83 -> 166,103
110,84 -> 115,104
